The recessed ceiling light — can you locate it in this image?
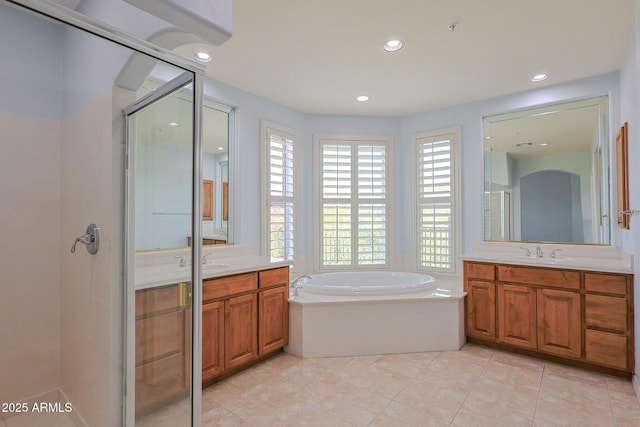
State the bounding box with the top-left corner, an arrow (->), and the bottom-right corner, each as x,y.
217,146 -> 225,151
194,52 -> 212,63
539,143 -> 550,147
530,73 -> 548,82
382,40 -> 403,52
167,121 -> 178,127
356,95 -> 369,102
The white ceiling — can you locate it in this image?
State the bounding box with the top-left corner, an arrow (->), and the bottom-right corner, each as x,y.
170,0 -> 635,116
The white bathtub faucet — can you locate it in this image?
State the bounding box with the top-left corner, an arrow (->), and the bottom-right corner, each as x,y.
290,275 -> 311,296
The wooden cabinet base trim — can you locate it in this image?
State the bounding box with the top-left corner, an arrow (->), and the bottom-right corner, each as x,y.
466,337 -> 632,378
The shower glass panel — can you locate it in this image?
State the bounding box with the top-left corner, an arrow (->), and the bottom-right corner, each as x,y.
0,1 -> 203,426
125,73 -> 195,426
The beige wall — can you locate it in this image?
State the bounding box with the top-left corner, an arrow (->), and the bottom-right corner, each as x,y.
0,111 -> 61,403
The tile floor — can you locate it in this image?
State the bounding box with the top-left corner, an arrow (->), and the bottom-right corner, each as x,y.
8,344 -> 635,426
136,343 -> 640,427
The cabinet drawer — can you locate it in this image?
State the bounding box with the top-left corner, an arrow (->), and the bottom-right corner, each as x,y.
259,267 -> 290,288
584,273 -> 628,296
135,352 -> 186,413
135,311 -> 183,364
585,294 -> 628,333
585,329 -> 628,370
498,265 -> 579,290
464,262 -> 495,280
136,352 -> 184,387
136,285 -> 180,317
203,272 -> 257,301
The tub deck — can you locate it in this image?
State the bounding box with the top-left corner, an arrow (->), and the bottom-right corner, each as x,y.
286,277 -> 466,358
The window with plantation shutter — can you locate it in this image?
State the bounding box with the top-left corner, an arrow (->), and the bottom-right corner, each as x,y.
414,128 -> 460,272
316,136 -> 392,269
261,121 -> 297,264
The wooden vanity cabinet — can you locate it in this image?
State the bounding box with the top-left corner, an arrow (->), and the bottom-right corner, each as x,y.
202,300 -> 224,380
202,266 -> 289,386
464,262 -> 496,340
202,272 -> 258,384
584,272 -> 634,370
258,268 -> 289,355
224,293 -> 258,369
497,283 -> 536,349
464,261 -> 634,376
135,284 -> 190,417
536,288 -> 581,358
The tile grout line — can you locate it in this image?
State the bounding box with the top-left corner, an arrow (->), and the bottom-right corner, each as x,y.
531,361 -> 547,427
605,376 -> 618,427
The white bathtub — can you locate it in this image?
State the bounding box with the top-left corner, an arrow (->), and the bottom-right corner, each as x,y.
300,271 -> 436,295
286,272 -> 466,358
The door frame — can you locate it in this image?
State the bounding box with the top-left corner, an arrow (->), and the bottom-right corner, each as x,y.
123,72 -> 204,426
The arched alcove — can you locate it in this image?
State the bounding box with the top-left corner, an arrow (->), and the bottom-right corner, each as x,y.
521,170 -> 584,242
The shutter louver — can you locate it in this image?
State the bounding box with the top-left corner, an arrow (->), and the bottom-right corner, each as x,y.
417,135 -> 454,270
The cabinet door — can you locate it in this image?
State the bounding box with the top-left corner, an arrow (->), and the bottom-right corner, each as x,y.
202,300 -> 225,382
225,293 -> 258,369
465,280 -> 496,340
537,289 -> 581,358
498,284 -> 537,349
259,286 -> 288,355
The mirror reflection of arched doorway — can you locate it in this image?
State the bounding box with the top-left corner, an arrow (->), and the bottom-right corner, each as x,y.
521,170 -> 584,242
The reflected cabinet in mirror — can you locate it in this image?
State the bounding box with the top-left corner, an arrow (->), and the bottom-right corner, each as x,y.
483,96 -> 610,245
135,77 -> 233,250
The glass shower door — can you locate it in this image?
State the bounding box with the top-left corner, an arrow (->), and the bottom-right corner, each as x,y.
124,73 -> 197,426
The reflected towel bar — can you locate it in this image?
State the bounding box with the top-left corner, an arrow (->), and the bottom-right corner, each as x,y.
152,211 -> 191,216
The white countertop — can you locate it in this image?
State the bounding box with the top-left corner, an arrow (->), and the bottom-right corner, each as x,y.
462,242 -> 633,274
135,245 -> 291,290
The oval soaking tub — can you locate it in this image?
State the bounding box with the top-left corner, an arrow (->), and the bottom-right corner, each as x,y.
300,271 -> 436,296
286,272 -> 466,358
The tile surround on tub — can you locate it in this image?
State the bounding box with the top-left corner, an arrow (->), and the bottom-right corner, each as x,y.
462,241 -> 633,273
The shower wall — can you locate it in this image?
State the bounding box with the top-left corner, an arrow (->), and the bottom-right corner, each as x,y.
59,87 -> 123,427
0,4 -> 62,404
0,4 -> 127,426
0,111 -> 62,403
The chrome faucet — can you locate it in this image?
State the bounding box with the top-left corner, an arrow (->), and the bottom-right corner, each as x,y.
290,275 -> 311,296
550,248 -> 562,259
202,253 -> 211,264
536,246 -> 544,258
520,247 -> 531,257
175,255 -> 187,267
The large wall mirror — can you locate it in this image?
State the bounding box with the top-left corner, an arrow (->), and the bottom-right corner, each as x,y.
135,76 -> 233,250
483,96 -> 610,245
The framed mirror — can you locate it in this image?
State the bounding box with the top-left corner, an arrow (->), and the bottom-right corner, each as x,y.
135,75 -> 233,249
483,96 -> 610,245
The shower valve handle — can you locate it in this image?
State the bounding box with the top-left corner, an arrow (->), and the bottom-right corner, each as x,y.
71,224 -> 100,255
